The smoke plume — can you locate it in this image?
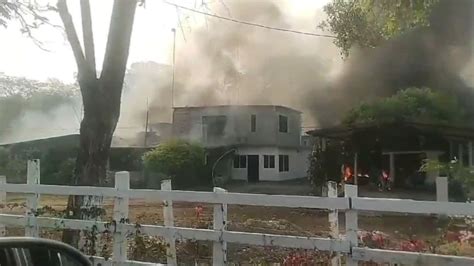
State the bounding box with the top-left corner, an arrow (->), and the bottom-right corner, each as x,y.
130,0 -> 341,128
122,0 -> 473,131
309,0 -> 474,126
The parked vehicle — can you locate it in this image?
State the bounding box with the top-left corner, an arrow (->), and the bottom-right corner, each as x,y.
0,237 -> 91,266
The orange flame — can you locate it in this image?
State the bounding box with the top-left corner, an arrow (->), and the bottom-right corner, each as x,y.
344,166 -> 353,182
382,170 -> 389,180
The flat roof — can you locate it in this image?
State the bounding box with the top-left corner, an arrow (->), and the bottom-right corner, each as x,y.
307,121 -> 474,140
173,104 -> 302,113
0,134 -> 80,146
1,134 -> 153,149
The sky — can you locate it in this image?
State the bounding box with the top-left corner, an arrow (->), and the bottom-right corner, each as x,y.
0,0 -> 330,82
0,0 -> 332,143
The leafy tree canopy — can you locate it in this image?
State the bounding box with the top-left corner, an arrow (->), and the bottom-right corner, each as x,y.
343,87 -> 466,125
0,74 -> 79,138
320,0 -> 438,56
143,140 -> 207,189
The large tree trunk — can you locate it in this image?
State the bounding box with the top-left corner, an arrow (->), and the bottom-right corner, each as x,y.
58,0 -> 138,247
62,78 -> 115,246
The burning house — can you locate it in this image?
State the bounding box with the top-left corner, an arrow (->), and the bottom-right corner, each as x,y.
172,105 -> 311,183
307,121 -> 474,189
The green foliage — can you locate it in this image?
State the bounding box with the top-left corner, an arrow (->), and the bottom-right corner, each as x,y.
0,145 -> 76,184
421,159 -> 473,201
43,157 -> 76,185
320,0 -> 438,56
307,140 -> 347,194
143,140 -> 207,189
0,75 -> 79,138
0,147 -> 27,183
109,148 -> 144,172
343,87 -> 465,125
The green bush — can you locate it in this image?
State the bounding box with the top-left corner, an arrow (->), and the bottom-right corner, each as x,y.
0,146 -> 76,184
421,159 -> 473,202
343,87 -> 466,125
0,147 -> 27,183
143,140 -> 207,189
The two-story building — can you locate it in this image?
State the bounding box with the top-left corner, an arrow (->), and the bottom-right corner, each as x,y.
172,105 -> 311,182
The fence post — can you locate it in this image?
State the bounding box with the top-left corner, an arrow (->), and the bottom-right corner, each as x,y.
213,187 -> 228,265
25,159 -> 40,237
112,172 -> 130,263
344,184 -> 358,266
328,181 -> 341,266
0,175 -> 6,237
161,180 -> 177,265
436,176 -> 448,202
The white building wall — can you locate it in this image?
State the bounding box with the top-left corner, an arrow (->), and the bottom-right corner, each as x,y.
231,167 -> 247,181
278,147 -> 311,181
231,146 -> 310,181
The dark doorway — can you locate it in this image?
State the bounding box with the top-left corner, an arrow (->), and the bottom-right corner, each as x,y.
247,155 -> 259,182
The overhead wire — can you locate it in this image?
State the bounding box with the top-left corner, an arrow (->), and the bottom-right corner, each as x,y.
162,1 -> 337,39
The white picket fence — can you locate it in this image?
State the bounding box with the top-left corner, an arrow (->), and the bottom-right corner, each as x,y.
0,160 -> 473,266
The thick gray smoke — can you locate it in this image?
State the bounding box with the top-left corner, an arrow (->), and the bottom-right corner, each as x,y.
125,0 -> 473,131
138,0 -> 340,127
309,0 -> 474,126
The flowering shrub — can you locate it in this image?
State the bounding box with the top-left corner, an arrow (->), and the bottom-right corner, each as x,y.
195,205 -> 203,219
359,231 -> 390,249
458,230 -> 474,243
282,251 -> 315,266
400,239 -> 426,252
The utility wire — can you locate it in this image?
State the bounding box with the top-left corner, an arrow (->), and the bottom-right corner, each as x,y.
163,1 -> 336,39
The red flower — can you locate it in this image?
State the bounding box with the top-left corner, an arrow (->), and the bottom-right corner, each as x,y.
445,231 -> 462,243
195,205 -> 203,219
400,240 -> 426,252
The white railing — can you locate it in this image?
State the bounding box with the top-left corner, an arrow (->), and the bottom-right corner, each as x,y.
0,160 -> 473,266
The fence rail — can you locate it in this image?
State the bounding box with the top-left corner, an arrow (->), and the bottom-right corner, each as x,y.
5,183 -> 474,215
1,160 -> 474,266
2,183 -> 351,209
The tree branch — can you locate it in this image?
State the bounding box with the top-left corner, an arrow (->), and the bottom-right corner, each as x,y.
57,0 -> 87,75
80,0 -> 96,74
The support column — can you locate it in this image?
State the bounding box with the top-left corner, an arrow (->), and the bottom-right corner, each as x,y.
354,153 -> 358,185
436,176 -> 449,202
449,140 -> 453,160
425,151 -> 441,184
0,175 -> 5,237
389,153 -> 395,185
468,141 -> 473,167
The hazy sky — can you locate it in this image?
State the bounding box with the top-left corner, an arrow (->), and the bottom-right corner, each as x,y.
0,0 -> 329,82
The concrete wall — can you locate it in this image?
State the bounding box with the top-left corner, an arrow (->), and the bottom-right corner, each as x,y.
172,106 -> 302,148
278,147 -> 311,181
232,146 -> 310,182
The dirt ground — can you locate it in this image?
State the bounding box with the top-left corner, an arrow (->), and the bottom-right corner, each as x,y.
226,179 -> 436,200
2,193 -> 473,264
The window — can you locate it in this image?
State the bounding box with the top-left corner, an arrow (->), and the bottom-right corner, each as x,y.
250,114 -> 256,132
264,155 -> 275,168
233,155 -> 247,168
279,155 -> 289,172
279,115 -> 288,133
202,115 -> 227,141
